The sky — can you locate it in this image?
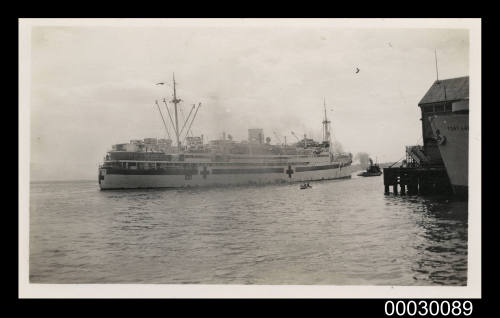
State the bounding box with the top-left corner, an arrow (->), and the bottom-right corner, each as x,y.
28,21 -> 469,181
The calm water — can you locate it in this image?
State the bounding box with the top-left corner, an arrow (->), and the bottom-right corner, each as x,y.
29,174 -> 468,285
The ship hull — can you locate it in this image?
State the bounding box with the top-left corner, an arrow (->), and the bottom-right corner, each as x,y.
99,163 -> 352,189
429,114 -> 468,196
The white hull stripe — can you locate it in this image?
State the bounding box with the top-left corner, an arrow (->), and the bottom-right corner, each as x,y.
99,165 -> 352,189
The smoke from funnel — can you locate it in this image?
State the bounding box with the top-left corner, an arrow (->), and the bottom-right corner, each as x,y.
331,140 -> 344,153
355,152 -> 371,169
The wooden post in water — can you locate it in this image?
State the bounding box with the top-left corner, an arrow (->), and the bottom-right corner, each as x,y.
419,176 -> 428,195
383,166 -> 451,196
399,169 -> 407,195
383,167 -> 400,195
407,175 -> 417,195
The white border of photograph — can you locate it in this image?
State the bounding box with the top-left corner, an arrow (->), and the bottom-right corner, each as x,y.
19,18 -> 481,299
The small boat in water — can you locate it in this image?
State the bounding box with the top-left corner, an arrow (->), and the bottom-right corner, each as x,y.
358,158 -> 382,177
300,183 -> 312,189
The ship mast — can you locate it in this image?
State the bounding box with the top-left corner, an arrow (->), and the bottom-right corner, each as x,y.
435,49 -> 447,101
322,98 -> 331,145
170,73 -> 182,151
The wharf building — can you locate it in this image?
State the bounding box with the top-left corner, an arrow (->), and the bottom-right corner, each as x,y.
384,76 -> 469,196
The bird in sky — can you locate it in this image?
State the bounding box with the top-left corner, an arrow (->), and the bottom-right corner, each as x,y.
388,42 -> 393,48
156,82 -> 165,85
355,68 -> 360,74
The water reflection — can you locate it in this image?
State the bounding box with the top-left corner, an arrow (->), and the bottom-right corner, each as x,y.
384,194 -> 468,285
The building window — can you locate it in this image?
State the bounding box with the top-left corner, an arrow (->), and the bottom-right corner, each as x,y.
434,104 -> 445,112
422,106 -> 433,113
445,103 -> 452,112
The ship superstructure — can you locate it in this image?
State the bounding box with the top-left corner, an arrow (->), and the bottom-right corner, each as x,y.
98,76 -> 353,189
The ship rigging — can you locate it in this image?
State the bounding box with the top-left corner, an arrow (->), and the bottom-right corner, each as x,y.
155,74 -> 202,152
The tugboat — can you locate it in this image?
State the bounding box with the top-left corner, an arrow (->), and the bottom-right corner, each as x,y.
358,158 -> 382,177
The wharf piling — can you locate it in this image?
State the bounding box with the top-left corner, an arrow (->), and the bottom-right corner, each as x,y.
383,167 -> 452,195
